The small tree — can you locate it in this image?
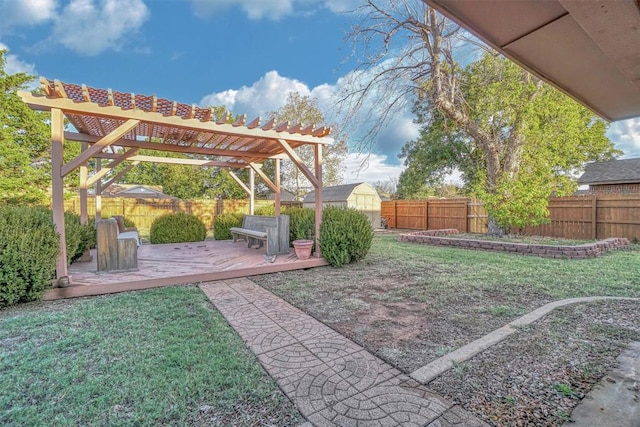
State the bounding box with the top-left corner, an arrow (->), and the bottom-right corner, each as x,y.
341,1 -> 619,233
266,92 -> 348,199
0,50 -> 51,204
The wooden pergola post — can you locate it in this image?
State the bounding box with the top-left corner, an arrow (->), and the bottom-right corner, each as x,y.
314,144 -> 323,257
51,108 -> 68,281
79,141 -> 88,225
249,168 -> 255,215
95,158 -> 102,222
274,159 -> 281,215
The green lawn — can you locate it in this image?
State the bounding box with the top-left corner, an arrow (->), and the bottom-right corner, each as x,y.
0,286 -> 301,427
371,234 -> 640,299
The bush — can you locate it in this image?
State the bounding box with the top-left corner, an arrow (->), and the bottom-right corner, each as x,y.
149,212 -> 207,244
0,205 -> 59,307
287,207 -> 316,245
64,212 -> 96,264
123,216 -> 137,229
319,207 -> 374,267
213,212 -> 244,240
254,205 -> 275,216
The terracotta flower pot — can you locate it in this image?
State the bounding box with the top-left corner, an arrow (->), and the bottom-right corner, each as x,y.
292,239 -> 313,260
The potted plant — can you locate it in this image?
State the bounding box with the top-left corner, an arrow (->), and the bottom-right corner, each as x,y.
292,238 -> 314,260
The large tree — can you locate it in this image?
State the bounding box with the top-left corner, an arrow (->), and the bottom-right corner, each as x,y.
0,50 -> 50,204
341,1 -> 619,233
267,92 -> 347,199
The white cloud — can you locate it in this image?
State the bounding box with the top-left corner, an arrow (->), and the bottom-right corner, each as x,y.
323,0 -> 360,13
186,0 -> 360,20
187,0 -> 294,20
199,68 -> 420,186
199,70 -> 312,119
51,0 -> 149,55
0,42 -> 38,89
344,153 -> 404,185
0,0 -> 57,35
607,118 -> 640,158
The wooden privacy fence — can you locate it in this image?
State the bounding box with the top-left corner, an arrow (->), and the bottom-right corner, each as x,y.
382,194 -> 640,240
63,197 -> 297,235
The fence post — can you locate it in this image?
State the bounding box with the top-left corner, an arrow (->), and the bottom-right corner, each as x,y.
424,200 -> 428,230
394,201 -> 398,229
591,195 -> 597,240
463,198 -> 469,233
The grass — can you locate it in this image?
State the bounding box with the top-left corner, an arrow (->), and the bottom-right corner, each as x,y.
0,286 -> 301,426
450,233 -> 595,246
370,234 -> 640,299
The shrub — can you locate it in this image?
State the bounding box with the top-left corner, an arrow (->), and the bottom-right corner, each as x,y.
287,207 -> 316,245
319,206 -> 374,267
150,212 -> 207,244
63,212 -> 96,264
213,212 -> 244,240
254,205 -> 275,216
123,216 -> 137,229
0,205 -> 59,307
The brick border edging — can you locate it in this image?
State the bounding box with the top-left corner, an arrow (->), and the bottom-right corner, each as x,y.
398,229 -> 630,259
410,296 -> 640,384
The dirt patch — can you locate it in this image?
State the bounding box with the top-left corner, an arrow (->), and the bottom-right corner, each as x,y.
251,254 -> 552,372
251,234 -> 640,425
429,300 -> 640,426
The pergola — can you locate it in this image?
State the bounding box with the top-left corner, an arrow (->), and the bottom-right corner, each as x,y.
19,78 -> 334,284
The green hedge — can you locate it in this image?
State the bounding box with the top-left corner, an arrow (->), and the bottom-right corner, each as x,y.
287,207 -> 316,245
319,206 -> 374,267
213,213 -> 243,240
64,212 -> 96,264
0,206 -> 59,307
149,212 -> 207,244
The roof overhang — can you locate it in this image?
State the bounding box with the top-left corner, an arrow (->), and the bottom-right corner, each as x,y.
425,0 -> 640,121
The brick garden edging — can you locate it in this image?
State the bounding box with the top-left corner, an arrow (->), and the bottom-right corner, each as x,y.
399,229 -> 630,259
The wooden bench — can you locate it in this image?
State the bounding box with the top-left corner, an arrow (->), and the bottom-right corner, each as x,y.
96,218 -> 138,272
230,214 -> 290,256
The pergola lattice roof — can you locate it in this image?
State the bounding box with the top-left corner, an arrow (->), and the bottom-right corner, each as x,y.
21,78 -> 333,168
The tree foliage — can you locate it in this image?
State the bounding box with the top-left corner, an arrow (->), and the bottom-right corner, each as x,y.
0,50 -> 50,204
343,1 -> 619,233
266,92 -> 347,199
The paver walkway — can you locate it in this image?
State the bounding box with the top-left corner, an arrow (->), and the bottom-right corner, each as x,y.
200,278 -> 487,427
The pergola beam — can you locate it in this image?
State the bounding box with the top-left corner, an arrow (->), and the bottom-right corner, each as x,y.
61,119 -> 140,177
277,138 -> 320,188
63,132 -> 286,161
86,148 -> 139,187
249,162 -> 278,193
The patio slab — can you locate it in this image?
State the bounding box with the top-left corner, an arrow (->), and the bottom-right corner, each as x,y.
200,278 -> 488,427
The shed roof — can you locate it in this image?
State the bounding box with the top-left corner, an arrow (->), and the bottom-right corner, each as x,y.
425,0 -> 640,121
577,158 -> 640,185
303,182 -> 378,203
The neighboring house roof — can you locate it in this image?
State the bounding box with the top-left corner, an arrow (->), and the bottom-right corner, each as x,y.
90,184 -> 177,199
264,189 -> 297,202
303,182 -> 380,203
578,158 -> 640,186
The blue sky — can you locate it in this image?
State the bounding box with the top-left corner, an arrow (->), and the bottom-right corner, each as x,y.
1,0 -> 639,186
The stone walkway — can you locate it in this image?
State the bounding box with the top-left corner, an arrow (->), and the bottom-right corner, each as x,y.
200,278 -> 487,427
